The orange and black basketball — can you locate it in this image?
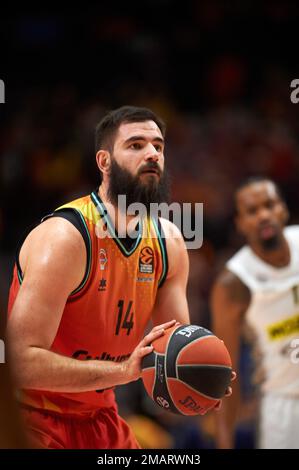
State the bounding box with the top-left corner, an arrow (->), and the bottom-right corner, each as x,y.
141,324 -> 232,416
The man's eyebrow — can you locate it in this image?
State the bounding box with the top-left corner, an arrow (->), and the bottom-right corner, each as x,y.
123,135 -> 164,145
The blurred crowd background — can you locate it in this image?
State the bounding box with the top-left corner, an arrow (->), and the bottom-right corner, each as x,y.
0,1 -> 298,448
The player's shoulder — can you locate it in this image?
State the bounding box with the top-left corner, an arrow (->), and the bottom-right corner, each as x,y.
284,225 -> 299,242
57,193 -> 92,212
224,245 -> 255,291
159,217 -> 187,255
215,267 -> 244,288
213,268 -> 251,306
226,244 -> 251,265
25,216 -> 85,253
158,218 -> 188,278
159,217 -> 185,242
18,215 -> 86,292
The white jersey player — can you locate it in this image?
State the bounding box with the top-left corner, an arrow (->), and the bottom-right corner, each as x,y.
211,177 -> 299,449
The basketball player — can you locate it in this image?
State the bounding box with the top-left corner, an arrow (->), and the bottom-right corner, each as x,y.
211,177 -> 299,449
7,106 -> 233,449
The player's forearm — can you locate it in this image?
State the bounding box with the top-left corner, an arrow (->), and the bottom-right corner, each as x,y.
9,346 -> 131,392
215,384 -> 240,449
0,363 -> 28,447
215,407 -> 235,448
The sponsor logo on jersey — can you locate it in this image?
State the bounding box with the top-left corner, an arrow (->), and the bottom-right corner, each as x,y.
139,246 -> 154,274
137,276 -> 154,282
72,350 -> 131,394
267,313 -> 299,340
72,349 -> 130,362
99,248 -> 108,270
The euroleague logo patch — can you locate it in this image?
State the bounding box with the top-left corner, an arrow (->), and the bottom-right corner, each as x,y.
139,246 -> 154,274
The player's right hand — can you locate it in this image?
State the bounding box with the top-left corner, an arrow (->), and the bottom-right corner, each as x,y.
121,319 -> 177,383
213,371 -> 237,412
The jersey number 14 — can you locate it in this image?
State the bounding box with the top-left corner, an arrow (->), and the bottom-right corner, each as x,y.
115,300 -> 134,336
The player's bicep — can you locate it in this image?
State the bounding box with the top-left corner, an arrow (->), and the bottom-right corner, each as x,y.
8,220 -> 86,351
211,279 -> 234,333
152,279 -> 190,326
152,222 -> 190,326
211,272 -> 246,368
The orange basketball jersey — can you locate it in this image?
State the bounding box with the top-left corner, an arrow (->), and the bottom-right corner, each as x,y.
8,191 -> 168,414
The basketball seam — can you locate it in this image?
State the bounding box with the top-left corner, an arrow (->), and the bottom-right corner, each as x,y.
173,377 -> 222,401
175,335 -> 216,378
175,335 -> 230,377
152,352 -> 158,398
142,365 -> 154,371
164,327 -> 182,414
177,364 -> 232,369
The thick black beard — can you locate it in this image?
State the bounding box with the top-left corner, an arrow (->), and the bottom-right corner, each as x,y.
107,158 -> 170,213
260,235 -> 281,251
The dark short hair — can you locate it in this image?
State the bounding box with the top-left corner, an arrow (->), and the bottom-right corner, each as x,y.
95,105 -> 166,153
234,176 -> 285,214
95,106 -> 166,184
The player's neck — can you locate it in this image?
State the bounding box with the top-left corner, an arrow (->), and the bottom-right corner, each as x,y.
97,185 -> 142,233
251,236 -> 290,268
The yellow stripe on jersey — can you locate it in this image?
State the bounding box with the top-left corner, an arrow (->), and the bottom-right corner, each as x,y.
267,314 -> 299,341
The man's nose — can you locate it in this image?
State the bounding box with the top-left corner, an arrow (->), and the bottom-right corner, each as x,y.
258,207 -> 271,221
144,144 -> 159,162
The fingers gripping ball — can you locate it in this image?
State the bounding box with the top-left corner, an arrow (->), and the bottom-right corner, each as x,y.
141,324 -> 232,416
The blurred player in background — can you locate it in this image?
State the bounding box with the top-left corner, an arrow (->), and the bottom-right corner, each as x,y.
211,177 -> 299,449
7,106 -> 233,449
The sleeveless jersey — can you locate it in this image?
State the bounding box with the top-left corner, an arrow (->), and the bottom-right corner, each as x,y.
227,225 -> 299,397
8,191 -> 168,413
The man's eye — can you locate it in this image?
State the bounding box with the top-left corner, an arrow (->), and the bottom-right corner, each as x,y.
130,143 -> 142,150
247,207 -> 257,215
154,145 -> 163,152
265,201 -> 275,209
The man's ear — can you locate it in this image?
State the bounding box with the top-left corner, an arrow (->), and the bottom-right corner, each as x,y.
96,150 -> 111,175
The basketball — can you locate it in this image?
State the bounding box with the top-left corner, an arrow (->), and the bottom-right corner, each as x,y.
141,324 -> 232,416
